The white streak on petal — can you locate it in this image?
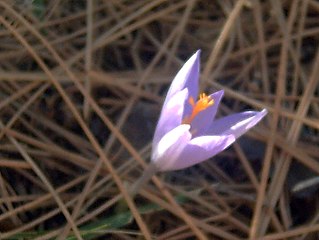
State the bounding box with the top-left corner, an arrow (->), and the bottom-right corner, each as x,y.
152,88 -> 189,149
152,124 -> 191,171
165,50 -> 200,104
208,109 -> 267,138
163,134 -> 235,171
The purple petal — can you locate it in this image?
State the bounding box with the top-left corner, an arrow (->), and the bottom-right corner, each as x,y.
164,50 -> 200,109
189,90 -> 224,137
160,134 -> 236,171
208,109 -> 268,138
152,124 -> 192,171
153,88 -> 189,149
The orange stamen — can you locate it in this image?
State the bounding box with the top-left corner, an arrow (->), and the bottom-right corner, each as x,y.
183,93 -> 214,124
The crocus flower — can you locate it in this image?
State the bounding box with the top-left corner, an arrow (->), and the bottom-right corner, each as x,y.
151,50 -> 267,171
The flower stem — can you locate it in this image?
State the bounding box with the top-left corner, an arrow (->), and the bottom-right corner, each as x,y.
129,162 -> 158,197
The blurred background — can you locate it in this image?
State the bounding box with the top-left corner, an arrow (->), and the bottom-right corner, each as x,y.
0,0 -> 318,239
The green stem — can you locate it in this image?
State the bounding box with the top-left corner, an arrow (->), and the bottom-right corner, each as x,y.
129,162 -> 158,197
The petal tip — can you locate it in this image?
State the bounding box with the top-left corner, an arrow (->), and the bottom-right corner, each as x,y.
195,49 -> 201,57
187,50 -> 201,66
219,89 -> 225,94
215,89 -> 224,97
259,109 -> 268,118
190,50 -> 201,65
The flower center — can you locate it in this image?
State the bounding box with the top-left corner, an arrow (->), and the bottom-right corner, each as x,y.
182,93 -> 214,124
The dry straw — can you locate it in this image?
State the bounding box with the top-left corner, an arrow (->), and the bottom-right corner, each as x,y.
0,1 -> 318,239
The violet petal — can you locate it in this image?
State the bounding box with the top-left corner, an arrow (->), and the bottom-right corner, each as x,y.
189,90 -> 224,137
208,109 -> 268,138
152,124 -> 192,171
160,134 -> 236,171
153,88 -> 189,148
164,51 -> 200,117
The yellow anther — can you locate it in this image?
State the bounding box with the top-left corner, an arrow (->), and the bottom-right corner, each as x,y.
183,93 -> 214,124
